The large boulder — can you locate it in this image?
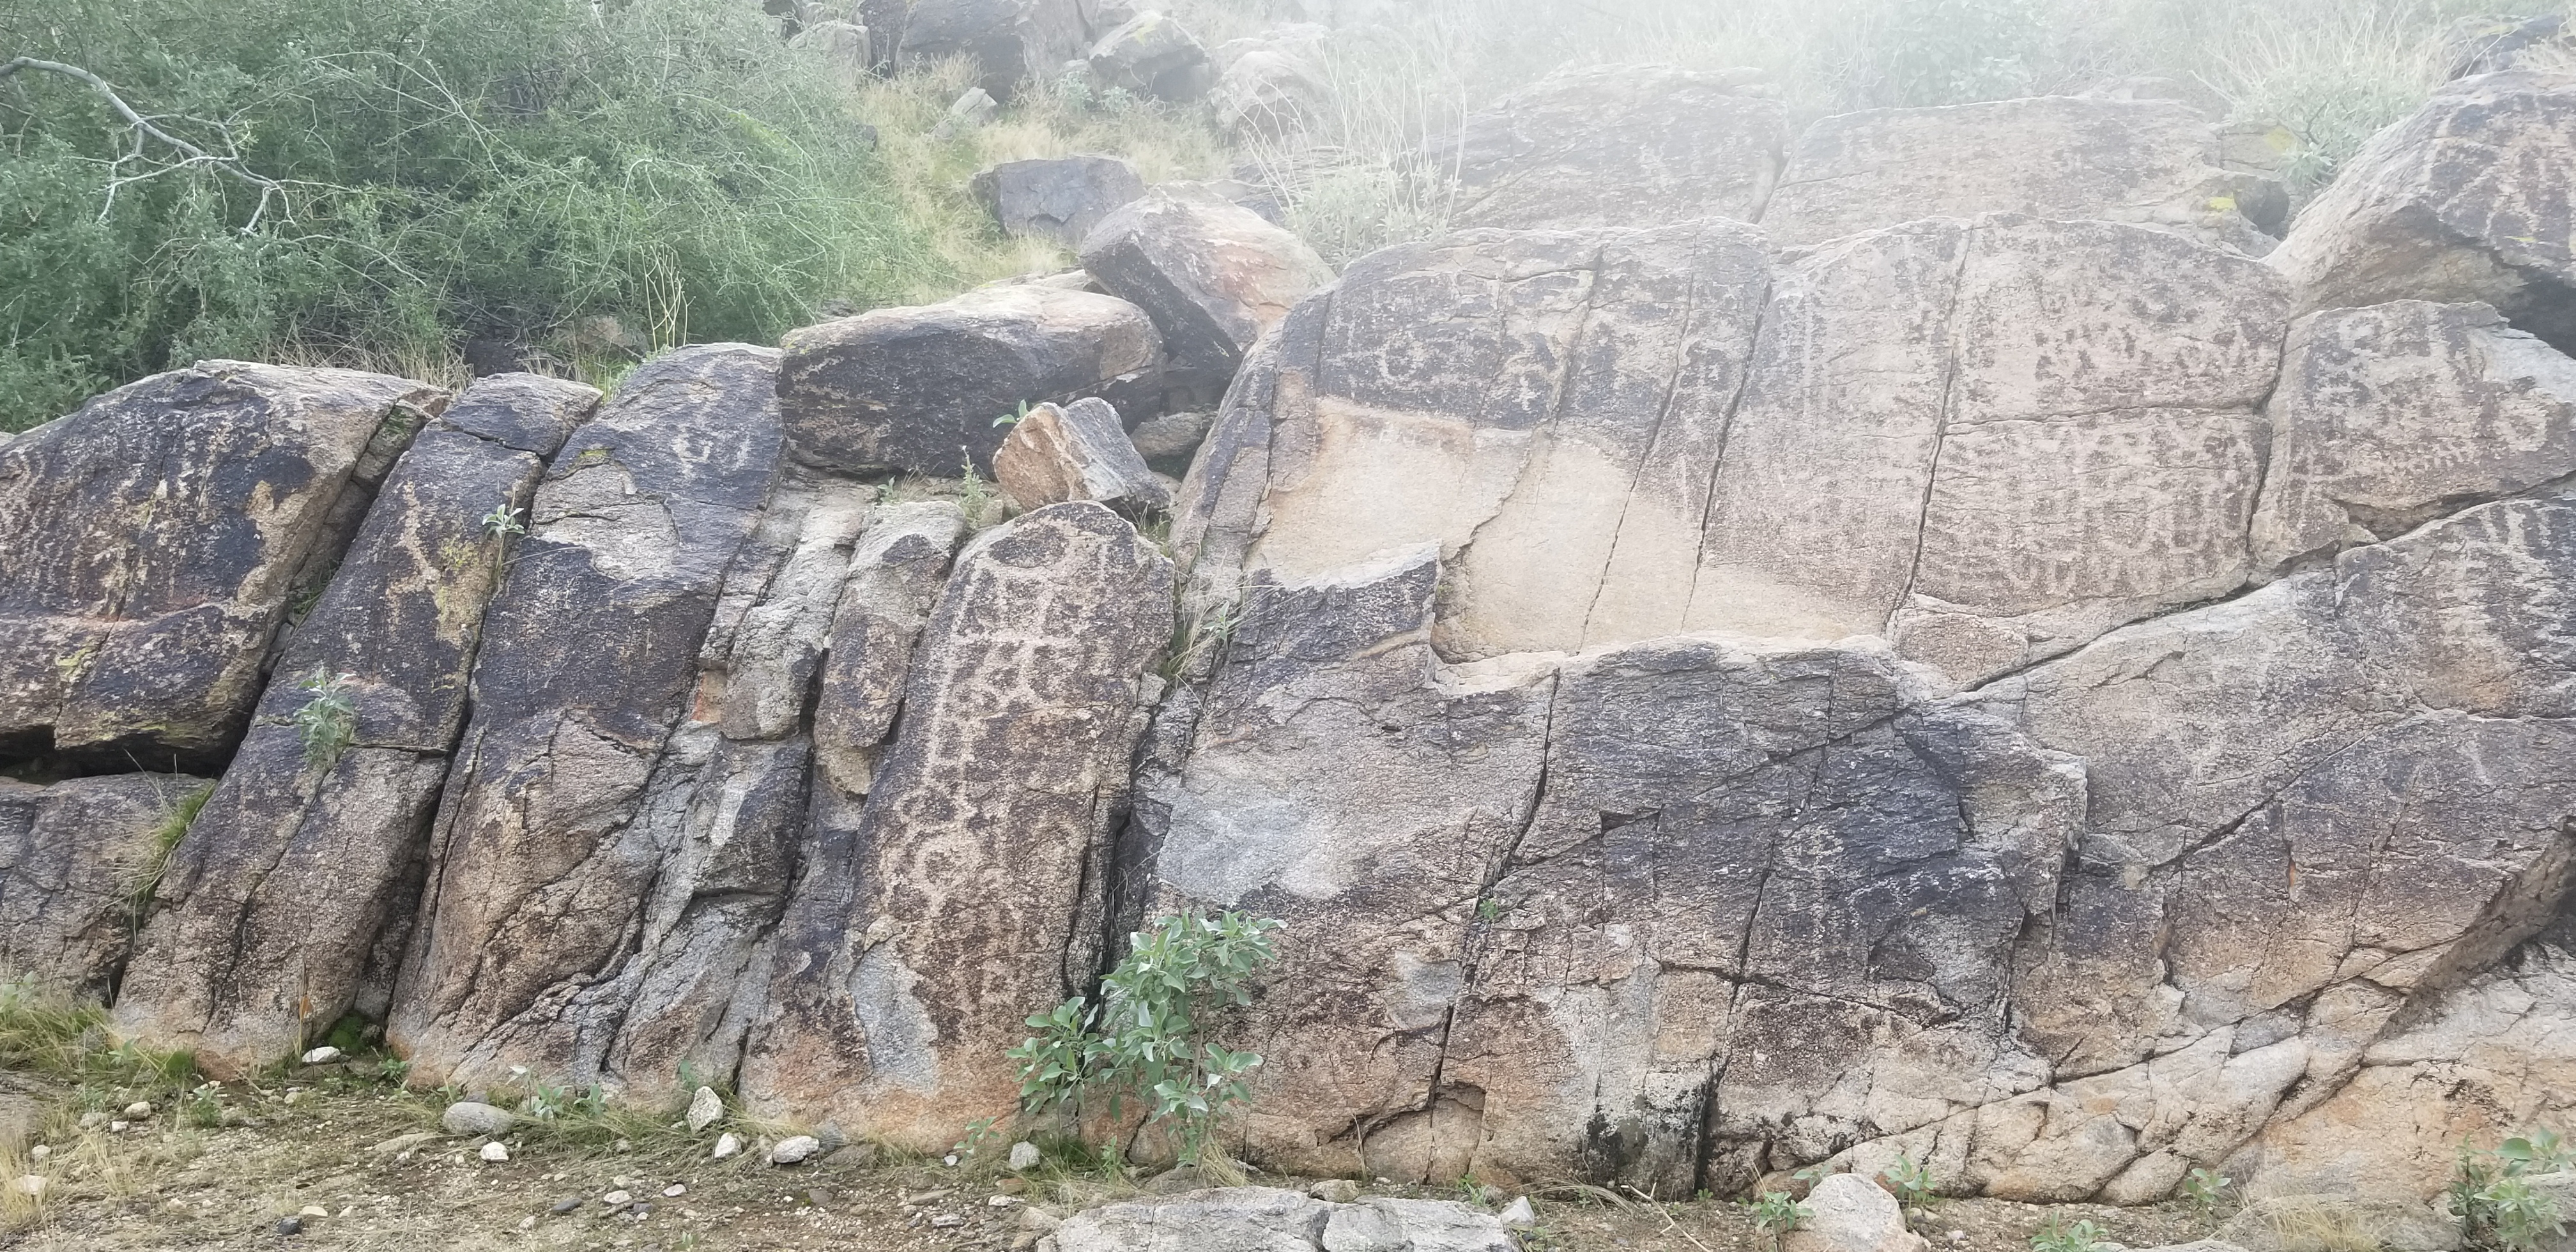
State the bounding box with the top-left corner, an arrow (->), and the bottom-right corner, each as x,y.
1423,63 -> 1788,231
1764,96 -> 2287,251
112,374 -> 599,1076
2251,300 -> 2576,576
386,345 -> 785,1087
1079,184 -> 1333,392
994,397 -> 1170,514
1211,43 -> 1329,138
971,154 -> 1147,248
896,0 -> 1089,101
1086,10 -> 1213,102
740,502 -> 1172,1145
0,362 -> 445,768
778,284 -> 1163,477
2269,72 -> 2576,354
0,772 -> 213,998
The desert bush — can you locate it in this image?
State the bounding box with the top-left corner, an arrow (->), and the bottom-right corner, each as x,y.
1009,910 -> 1282,1166
2455,1129 -> 2575,1252
0,0 -> 945,431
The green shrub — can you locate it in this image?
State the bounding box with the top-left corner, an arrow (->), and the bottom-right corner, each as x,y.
1747,1189 -> 1811,1251
2455,1130 -> 2575,1252
0,0 -> 948,432
1009,910 -> 1282,1166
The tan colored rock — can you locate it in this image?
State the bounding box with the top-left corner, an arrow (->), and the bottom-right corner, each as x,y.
1765,96 -> 2285,252
2251,301 -> 2576,575
1426,63 -> 1787,231
2269,72 -> 2576,355
1698,215 -> 2288,683
740,502 -> 1172,1147
0,362 -> 445,767
1078,184 -> 1331,388
0,773 -> 211,996
779,285 -> 1163,477
995,397 -> 1169,514
1190,218 -> 1770,660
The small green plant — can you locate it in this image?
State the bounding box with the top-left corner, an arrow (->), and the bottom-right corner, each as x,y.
1882,1152 -> 1937,1209
992,400 -> 1032,428
953,1115 -> 1005,1159
2456,1131 -> 2574,1252
1474,896 -> 1506,923
523,1080 -> 608,1122
291,666 -> 359,768
1747,1190 -> 1811,1251
182,1082 -> 225,1128
481,503 -> 527,539
1008,910 -> 1284,1166
125,779 -> 215,931
958,454 -> 1000,528
2032,1215 -> 2110,1252
2183,1166 -> 2235,1222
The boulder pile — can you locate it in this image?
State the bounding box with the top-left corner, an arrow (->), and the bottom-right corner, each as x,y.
1,59 -> 2571,1214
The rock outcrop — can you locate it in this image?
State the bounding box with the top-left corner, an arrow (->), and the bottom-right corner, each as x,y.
897,0 -> 1090,101
387,346 -> 786,1087
8,45 -> 2573,1223
778,284 -> 1164,477
0,362 -> 445,768
1087,10 -> 1213,102
112,374 -> 599,1076
742,502 -> 1172,1145
2269,72 -> 2576,354
1427,64 -> 1788,231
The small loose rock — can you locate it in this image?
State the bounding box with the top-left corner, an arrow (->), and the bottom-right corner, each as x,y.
712,1132 -> 742,1160
1008,1140 -> 1043,1172
300,1046 -> 342,1065
479,1141 -> 510,1163
122,1101 -> 152,1118
686,1085 -> 724,1133
772,1135 -> 820,1165
441,1101 -> 516,1137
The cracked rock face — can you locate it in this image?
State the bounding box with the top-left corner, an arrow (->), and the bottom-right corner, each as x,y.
1079,184 -> 1335,390
0,362 -> 447,768
386,346 -> 785,1088
741,501 -> 1172,1145
1425,64 -> 1788,231
0,773 -> 213,998
111,374 -> 599,1076
2269,72 -> 2576,356
1052,1186 -> 1514,1252
1765,96 -> 2286,252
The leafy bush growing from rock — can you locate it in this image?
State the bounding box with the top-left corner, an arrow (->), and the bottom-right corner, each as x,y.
1745,1189 -> 1809,1251
290,667 -> 358,768
2455,1131 -> 2575,1252
1009,910 -> 1281,1165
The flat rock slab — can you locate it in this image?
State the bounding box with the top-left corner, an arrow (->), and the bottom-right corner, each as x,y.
972,154 -> 1146,248
2270,71 -> 2576,355
0,362 -> 445,767
779,284 -> 1163,477
1427,63 -> 1787,231
1764,95 -> 2283,252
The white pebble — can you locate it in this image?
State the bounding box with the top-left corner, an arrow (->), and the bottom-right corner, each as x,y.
479,1141 -> 510,1163
123,1101 -> 153,1118
712,1133 -> 742,1160
602,1190 -> 632,1205
300,1046 -> 343,1065
663,1184 -> 686,1198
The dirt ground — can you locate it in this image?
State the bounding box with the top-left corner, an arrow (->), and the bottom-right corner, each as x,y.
0,1066 -> 2219,1252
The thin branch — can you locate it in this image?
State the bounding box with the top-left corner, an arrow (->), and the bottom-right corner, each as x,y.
1,56 -> 289,229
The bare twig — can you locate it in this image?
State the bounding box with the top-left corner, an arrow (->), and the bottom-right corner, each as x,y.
1,55 -> 290,229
